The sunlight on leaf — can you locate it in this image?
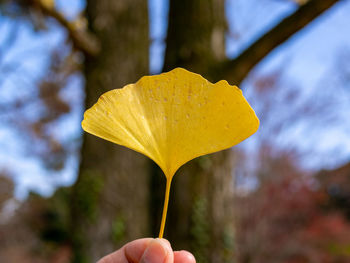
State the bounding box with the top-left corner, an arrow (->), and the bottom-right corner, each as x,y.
81,67 -> 259,237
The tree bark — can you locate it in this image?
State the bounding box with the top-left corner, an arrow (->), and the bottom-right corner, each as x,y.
157,1 -> 236,262
70,1 -> 150,262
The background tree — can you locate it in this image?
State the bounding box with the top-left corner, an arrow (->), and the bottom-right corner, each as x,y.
158,1 -> 235,263
70,0 -> 150,262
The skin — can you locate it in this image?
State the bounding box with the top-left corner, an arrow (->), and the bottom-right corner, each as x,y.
97,238 -> 196,263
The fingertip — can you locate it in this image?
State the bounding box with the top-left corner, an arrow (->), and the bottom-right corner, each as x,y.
140,239 -> 174,263
124,238 -> 154,263
174,250 -> 196,263
98,238 -> 175,263
156,238 -> 172,249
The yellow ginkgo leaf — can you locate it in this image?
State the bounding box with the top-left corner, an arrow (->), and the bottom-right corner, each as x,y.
82,68 -> 259,177
82,67 -> 259,238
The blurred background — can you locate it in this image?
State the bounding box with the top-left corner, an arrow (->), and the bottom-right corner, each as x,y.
0,0 -> 350,262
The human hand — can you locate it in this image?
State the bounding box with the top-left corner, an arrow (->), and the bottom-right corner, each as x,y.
97,238 -> 196,263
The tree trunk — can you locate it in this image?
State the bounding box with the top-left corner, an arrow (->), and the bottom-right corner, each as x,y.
70,1 -> 150,262
156,1 -> 237,262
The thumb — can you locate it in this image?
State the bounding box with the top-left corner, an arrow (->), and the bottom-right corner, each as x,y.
139,239 -> 173,263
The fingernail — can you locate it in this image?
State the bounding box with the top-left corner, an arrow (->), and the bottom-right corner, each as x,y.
141,239 -> 170,263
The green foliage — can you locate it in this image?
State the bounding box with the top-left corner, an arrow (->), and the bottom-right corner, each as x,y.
71,169 -> 104,263
328,243 -> 350,256
75,169 -> 104,222
222,225 -> 235,263
190,196 -> 210,263
112,215 -> 126,244
197,156 -> 213,171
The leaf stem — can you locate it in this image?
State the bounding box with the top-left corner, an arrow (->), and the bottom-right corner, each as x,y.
158,176 -> 173,238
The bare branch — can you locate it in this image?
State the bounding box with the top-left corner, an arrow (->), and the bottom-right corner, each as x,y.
213,0 -> 340,85
30,0 -> 100,55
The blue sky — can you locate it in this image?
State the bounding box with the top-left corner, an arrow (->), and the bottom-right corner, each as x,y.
0,0 -> 349,199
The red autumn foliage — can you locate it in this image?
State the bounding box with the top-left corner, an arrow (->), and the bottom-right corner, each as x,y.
235,150 -> 350,263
